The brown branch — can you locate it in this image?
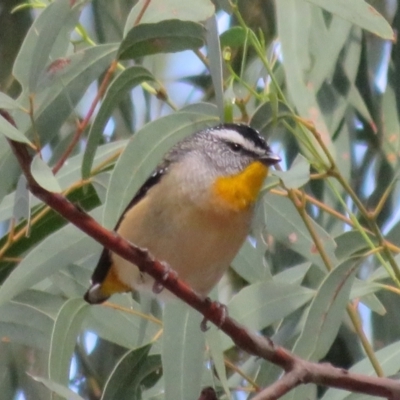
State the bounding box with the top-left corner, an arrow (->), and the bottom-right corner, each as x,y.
133,0 -> 152,26
3,109 -> 400,399
51,59 -> 119,174
252,369 -> 303,400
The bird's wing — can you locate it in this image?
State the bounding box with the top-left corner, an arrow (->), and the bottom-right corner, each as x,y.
84,166 -> 168,303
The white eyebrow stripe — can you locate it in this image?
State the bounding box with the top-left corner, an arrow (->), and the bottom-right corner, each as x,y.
211,129 -> 264,154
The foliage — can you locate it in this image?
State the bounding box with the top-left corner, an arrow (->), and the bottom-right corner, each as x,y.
0,0 -> 399,399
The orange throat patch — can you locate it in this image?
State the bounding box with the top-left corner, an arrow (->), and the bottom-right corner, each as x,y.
213,161 -> 269,211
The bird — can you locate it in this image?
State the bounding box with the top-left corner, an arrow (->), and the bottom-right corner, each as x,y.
84,123 -> 280,304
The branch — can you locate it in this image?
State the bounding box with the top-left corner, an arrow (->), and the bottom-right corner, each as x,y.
2,110 -> 400,399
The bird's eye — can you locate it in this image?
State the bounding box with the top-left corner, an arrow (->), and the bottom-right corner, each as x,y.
228,142 -> 242,152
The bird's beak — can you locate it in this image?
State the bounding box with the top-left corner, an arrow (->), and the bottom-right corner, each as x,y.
259,150 -> 280,166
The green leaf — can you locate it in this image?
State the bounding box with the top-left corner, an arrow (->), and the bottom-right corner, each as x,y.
0,112 -> 32,144
0,291 -> 63,350
83,295 -> 161,350
334,230 -> 374,261
273,154 -> 310,189
220,26 -> 247,48
103,110 -> 218,228
0,92 -> 23,110
228,281 -> 315,333
205,16 -> 224,122
162,302 -> 205,400
381,84 -> 400,167
31,155 -> 62,193
82,66 -> 155,179
22,44 -> 118,144
250,100 -> 292,137
13,0 -> 83,91
274,262 -> 311,285
0,142 -> 20,205
13,175 -> 31,222
292,259 -> 359,361
101,345 -> 162,400
307,15 -> 353,92
0,209 -> 102,307
275,0 -> 334,167
231,237 -> 272,283
264,193 -> 338,269
28,374 -> 85,400
305,0 -> 394,40
124,0 -> 214,33
49,298 -> 89,387
118,20 -> 205,60
205,327 -> 230,398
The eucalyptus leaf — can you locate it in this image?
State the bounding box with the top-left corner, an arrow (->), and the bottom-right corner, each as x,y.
264,193 -> 338,269
205,15 -> 224,122
162,301 -> 205,400
228,281 -> 314,333
13,175 -> 30,222
83,295 -> 161,350
273,154 -> 310,189
124,0 -> 214,33
0,92 -> 23,110
31,155 -> 62,193
275,0 -> 334,167
82,66 -> 155,179
13,0 -> 83,91
220,26 -> 247,48
22,44 -> 118,144
274,262 -> 311,285
101,345 -> 162,400
292,259 -> 359,361
119,20 -> 205,60
28,374 -> 85,400
49,298 -> 89,387
205,327 -> 230,398
0,209 -> 102,307
0,113 -> 32,144
305,0 -> 394,40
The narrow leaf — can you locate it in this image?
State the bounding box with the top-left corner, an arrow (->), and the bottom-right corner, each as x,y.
305,0 -> 394,40
0,113 -> 32,144
49,298 -> 89,386
264,193 -> 338,269
293,259 -> 359,361
13,0 -> 80,90
205,15 -> 224,122
82,66 -> 155,179
162,302 -> 205,400
228,281 -> 315,333
273,154 -> 310,189
0,92 -> 23,110
119,20 -> 205,60
101,345 -> 162,400
0,209 -> 102,306
124,0 -> 214,33
31,155 -> 62,193
28,374 -> 85,400
21,44 -> 118,144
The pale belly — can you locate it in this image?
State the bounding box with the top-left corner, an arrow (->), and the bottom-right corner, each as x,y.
112,195 -> 252,297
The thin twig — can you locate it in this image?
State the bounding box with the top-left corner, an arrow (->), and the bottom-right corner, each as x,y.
52,59 -> 119,174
